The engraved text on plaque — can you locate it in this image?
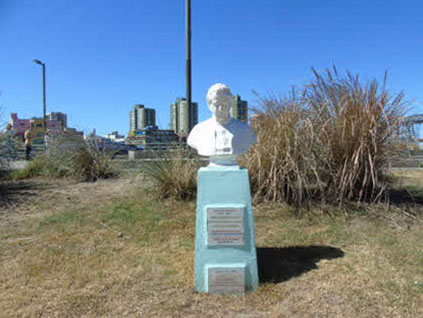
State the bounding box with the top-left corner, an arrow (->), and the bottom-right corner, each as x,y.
208,267 -> 245,293
207,207 -> 244,246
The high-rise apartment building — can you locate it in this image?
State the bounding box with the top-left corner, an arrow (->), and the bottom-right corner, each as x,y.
231,95 -> 248,123
46,112 -> 68,128
129,104 -> 156,132
170,98 -> 198,137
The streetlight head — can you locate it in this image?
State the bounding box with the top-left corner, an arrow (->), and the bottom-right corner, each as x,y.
33,59 -> 43,65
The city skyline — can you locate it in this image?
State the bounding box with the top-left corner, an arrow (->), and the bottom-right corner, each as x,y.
7,91 -> 249,139
1,1 -> 422,136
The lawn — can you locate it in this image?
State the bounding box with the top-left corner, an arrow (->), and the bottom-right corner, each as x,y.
1,173 -> 423,317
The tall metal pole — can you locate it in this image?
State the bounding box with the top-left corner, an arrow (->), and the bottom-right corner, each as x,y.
186,0 -> 192,117
33,59 -> 47,151
42,63 -> 47,136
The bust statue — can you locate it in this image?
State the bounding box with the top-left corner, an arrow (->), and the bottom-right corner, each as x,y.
187,83 -> 257,166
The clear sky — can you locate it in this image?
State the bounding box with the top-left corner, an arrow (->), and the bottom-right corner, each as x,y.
1,0 -> 422,136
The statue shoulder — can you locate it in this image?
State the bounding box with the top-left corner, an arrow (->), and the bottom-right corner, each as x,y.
191,119 -> 214,134
187,119 -> 213,148
230,118 -> 257,143
231,118 -> 255,132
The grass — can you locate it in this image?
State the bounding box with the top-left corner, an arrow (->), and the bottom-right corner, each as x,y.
38,210 -> 85,230
1,174 -> 423,317
390,168 -> 423,188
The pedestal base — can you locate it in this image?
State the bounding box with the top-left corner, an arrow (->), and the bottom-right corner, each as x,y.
194,166 -> 259,293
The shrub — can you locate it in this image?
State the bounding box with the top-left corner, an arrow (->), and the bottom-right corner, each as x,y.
141,147 -> 199,200
13,135 -> 116,181
244,67 -> 406,205
12,155 -> 46,179
0,132 -> 18,181
46,136 -> 116,181
0,158 -> 10,181
0,156 -> 9,182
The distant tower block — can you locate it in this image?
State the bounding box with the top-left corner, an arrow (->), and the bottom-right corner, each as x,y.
170,98 -> 198,137
230,95 -> 248,123
46,112 -> 68,128
130,104 -> 156,132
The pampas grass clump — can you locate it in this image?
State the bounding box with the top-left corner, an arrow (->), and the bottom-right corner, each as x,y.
244,67 -> 406,205
141,147 -> 199,200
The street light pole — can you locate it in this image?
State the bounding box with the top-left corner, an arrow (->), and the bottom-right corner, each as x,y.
42,63 -> 46,131
33,59 -> 47,147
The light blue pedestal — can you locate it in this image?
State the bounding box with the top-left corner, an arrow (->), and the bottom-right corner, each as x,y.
194,166 -> 259,293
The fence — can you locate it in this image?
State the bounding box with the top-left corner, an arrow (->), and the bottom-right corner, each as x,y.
0,141 -> 45,160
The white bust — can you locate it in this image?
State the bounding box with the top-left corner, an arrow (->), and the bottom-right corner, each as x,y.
187,83 -> 257,166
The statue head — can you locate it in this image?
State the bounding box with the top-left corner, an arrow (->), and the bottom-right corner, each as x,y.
206,83 -> 232,124
187,82 -> 257,165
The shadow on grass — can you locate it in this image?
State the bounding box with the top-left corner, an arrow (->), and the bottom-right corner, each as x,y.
0,180 -> 53,209
387,188 -> 423,205
257,245 -> 344,284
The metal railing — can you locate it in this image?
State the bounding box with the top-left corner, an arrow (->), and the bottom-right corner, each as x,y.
0,142 -> 44,160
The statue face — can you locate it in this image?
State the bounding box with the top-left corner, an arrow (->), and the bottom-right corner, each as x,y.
210,96 -> 231,123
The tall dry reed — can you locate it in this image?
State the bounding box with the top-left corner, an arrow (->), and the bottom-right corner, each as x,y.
307,67 -> 406,203
243,92 -> 327,205
244,67 -> 406,205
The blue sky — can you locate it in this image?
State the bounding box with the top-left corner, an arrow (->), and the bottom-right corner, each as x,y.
1,0 -> 422,136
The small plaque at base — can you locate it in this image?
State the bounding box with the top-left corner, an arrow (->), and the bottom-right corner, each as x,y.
208,267 -> 245,293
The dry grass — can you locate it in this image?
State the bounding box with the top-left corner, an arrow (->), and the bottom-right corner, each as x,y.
12,136 -> 116,182
1,175 -> 423,317
244,67 -> 406,206
308,67 -> 405,203
141,147 -> 200,200
243,93 -> 325,205
390,168 -> 423,188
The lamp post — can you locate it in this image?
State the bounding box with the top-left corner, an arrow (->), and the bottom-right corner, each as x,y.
33,59 -> 47,140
